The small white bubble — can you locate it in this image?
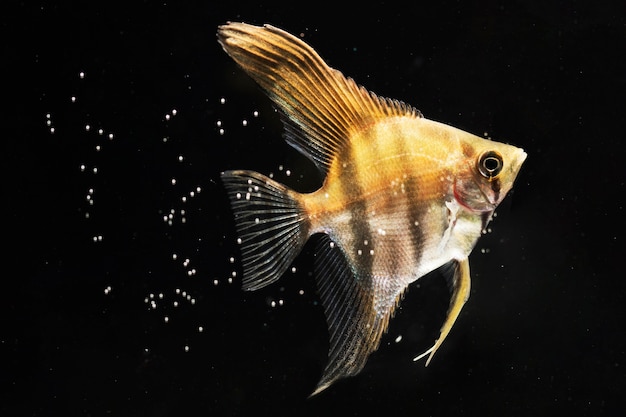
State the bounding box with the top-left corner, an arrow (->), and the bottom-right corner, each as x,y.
231,270 -> 237,277
184,345 -> 190,352
49,127 -> 55,134
178,155 -> 184,162
291,266 -> 297,273
237,238 -> 242,244
395,335 -> 403,343
213,279 -> 219,286
98,128 -> 104,135
173,301 -> 179,307
164,316 -> 169,323
198,326 -> 204,333
220,97 -> 226,104
172,109 -> 177,116
71,96 -> 76,103
95,145 -> 101,152
171,178 -> 177,185
85,124 -> 90,131
79,71 -> 85,79
299,289 -> 305,295
92,167 -> 98,174
172,253 -> 178,260
286,170 -> 291,176
108,133 -> 114,140
271,300 -> 276,308
242,119 -> 248,127
253,110 -> 259,117
165,114 -> 171,121
219,128 -> 225,135
229,257 -> 235,263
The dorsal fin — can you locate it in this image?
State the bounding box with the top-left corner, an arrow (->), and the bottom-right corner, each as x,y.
217,22 -> 422,175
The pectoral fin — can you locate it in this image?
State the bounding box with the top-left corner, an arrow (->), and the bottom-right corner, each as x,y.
414,258 -> 471,365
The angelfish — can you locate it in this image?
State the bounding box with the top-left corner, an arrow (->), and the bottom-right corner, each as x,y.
218,22 -> 526,395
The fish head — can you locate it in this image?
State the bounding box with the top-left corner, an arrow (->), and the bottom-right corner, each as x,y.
453,137 -> 527,213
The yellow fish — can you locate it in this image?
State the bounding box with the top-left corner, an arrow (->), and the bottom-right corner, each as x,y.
218,22 -> 526,395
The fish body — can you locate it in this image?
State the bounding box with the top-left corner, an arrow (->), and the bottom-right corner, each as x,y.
218,22 -> 526,395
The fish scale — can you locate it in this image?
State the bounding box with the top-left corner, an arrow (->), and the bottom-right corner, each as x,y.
218,22 -> 526,395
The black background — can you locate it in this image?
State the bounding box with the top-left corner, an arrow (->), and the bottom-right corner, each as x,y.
5,1 -> 625,416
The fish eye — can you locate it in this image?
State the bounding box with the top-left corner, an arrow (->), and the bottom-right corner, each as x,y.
478,151 -> 503,178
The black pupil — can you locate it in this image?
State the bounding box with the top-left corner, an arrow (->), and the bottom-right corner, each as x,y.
484,157 -> 500,172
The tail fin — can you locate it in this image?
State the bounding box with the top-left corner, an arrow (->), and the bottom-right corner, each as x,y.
221,170 -> 310,291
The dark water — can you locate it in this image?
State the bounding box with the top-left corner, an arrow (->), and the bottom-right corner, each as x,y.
6,2 -> 624,416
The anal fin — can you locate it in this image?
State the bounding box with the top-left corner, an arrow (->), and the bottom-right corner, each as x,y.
310,235 -> 404,396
